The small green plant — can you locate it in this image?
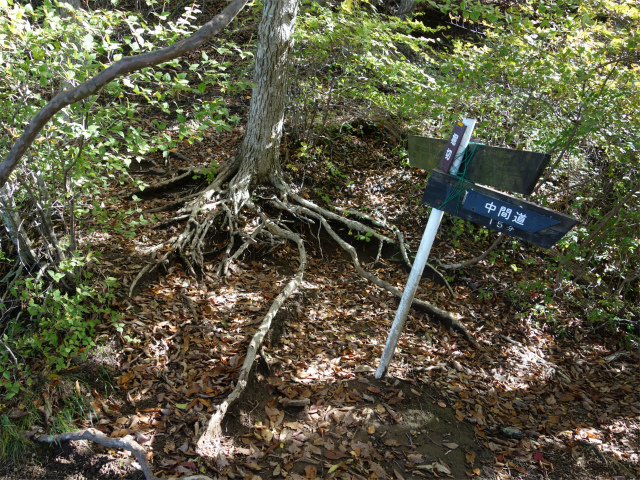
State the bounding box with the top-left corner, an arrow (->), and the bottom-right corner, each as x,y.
0,415 -> 33,465
315,188 -> 331,204
450,217 -> 467,247
48,382 -> 95,434
392,145 -> 410,168
297,141 -> 311,159
477,287 -> 493,301
0,266 -> 120,397
325,161 -> 346,179
193,160 -> 220,183
350,230 -> 373,242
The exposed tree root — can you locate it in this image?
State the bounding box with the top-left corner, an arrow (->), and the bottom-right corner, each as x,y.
284,194 -> 478,347
196,204 -> 306,456
118,167 -> 199,199
123,173 -> 477,471
304,198 -> 453,296
34,428 -> 213,480
128,158 -> 241,296
439,232 -> 505,271
145,191 -> 202,214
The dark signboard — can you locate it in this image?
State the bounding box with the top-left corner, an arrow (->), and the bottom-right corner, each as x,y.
438,121 -> 467,173
409,135 -> 551,195
463,190 -> 560,233
422,170 -> 578,249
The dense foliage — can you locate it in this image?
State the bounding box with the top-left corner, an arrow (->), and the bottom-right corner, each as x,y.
0,0 -> 249,394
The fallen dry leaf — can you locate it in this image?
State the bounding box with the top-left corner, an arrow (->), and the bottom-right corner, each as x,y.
369,461 -> 388,479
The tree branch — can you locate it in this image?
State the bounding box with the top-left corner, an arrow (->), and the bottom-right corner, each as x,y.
0,0 -> 249,189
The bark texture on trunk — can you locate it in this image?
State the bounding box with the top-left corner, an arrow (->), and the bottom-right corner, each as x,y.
0,182 -> 37,268
229,0 -> 298,209
396,0 -> 416,19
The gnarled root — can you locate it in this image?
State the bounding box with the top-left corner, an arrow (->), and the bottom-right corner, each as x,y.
34,428 -> 213,480
284,194 -> 477,347
126,181 -> 476,467
196,203 -> 306,456
128,157 -> 241,296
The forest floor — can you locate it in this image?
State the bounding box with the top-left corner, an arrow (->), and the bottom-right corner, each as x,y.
1,116 -> 639,480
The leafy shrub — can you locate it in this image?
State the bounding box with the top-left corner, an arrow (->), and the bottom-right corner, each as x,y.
0,0 -> 251,396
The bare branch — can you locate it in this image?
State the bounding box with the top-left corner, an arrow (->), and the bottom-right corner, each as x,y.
35,428 -> 215,480
0,0 -> 249,189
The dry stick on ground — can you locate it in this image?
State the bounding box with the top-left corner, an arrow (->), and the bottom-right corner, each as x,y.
283,195 -> 478,347
439,232 -> 505,270
34,428 -> 214,480
196,205 -> 306,456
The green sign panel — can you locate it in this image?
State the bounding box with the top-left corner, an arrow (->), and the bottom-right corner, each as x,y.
409,135 -> 551,195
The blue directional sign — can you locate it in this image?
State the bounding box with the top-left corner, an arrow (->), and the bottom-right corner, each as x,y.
463,190 -> 560,233
421,170 -> 578,249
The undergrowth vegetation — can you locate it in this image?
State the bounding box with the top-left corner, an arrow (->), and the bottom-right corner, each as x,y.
0,0 -> 250,398
289,0 -> 640,343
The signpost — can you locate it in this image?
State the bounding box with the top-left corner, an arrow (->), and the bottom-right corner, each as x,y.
375,118 -> 477,379
408,135 -> 551,195
375,119 -> 577,379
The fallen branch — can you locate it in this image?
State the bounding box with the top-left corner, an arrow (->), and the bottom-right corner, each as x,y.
34,428 -> 213,480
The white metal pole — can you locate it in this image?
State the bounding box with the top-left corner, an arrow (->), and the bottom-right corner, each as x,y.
375,117 -> 476,379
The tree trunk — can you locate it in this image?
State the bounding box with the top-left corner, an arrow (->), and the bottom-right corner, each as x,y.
0,182 -> 37,268
396,0 -> 416,19
228,0 -> 299,210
